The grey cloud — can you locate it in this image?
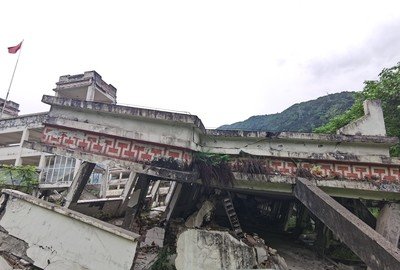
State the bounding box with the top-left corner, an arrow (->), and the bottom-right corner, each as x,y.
307,19 -> 400,84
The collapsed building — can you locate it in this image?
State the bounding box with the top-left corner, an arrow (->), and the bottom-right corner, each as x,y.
0,71 -> 399,270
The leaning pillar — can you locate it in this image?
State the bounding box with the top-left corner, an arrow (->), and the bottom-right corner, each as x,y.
64,162 -> 96,208
14,128 -> 30,166
118,172 -> 138,215
122,174 -> 150,230
164,182 -> 183,221
282,201 -> 295,232
99,167 -> 110,198
376,202 -> 400,247
294,203 -> 311,236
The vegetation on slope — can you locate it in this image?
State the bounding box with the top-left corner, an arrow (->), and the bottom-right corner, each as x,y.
219,92 -> 355,132
315,62 -> 400,156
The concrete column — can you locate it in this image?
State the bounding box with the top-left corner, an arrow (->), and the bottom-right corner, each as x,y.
14,158 -> 22,166
315,219 -> 332,255
339,198 -> 376,229
64,162 -> 96,208
122,174 -> 150,230
164,182 -> 183,221
118,172 -> 138,215
294,203 -> 311,236
86,85 -> 95,101
149,180 -> 161,202
164,181 -> 176,206
376,203 -> 400,247
15,128 -> 30,166
282,201 -> 295,232
99,167 -> 110,198
73,159 -> 82,177
38,154 -> 46,170
37,154 -> 47,183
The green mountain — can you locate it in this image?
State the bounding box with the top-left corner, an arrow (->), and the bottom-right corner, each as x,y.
218,92 -> 356,132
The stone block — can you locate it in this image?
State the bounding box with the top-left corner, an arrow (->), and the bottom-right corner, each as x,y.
175,229 -> 257,270
143,227 -> 165,247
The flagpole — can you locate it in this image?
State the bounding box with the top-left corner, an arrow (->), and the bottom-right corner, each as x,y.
0,41 -> 23,119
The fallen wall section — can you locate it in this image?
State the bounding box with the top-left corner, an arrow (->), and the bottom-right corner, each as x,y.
0,189 -> 139,270
175,229 -> 257,270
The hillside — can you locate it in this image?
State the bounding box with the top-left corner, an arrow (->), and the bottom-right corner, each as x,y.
218,92 -> 356,132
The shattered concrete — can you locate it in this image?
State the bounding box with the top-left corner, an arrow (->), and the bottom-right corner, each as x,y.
133,246 -> 159,270
175,229 -> 257,270
184,200 -> 215,228
0,189 -> 139,270
143,227 -> 165,247
0,227 -> 32,264
175,229 -> 288,270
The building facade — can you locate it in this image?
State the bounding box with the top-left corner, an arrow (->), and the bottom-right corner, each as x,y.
0,71 -> 125,194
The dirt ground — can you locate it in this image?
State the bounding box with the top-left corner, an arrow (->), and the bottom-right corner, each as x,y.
265,233 -> 338,270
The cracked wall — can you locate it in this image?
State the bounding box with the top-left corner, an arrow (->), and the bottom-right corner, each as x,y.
0,190 -> 138,270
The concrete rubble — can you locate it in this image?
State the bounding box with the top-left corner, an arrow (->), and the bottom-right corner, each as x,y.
0,153 -> 398,270
161,198 -> 287,270
175,229 -> 288,270
143,227 -> 165,247
184,199 -> 215,228
176,229 -> 256,270
0,183 -> 292,270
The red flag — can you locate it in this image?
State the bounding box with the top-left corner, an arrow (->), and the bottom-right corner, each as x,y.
8,41 -> 23,54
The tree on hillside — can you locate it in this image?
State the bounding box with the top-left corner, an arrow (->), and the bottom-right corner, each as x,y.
314,62 -> 400,156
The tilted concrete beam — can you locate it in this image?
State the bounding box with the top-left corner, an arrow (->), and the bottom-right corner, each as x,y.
64,161 -> 96,208
294,178 -> 400,270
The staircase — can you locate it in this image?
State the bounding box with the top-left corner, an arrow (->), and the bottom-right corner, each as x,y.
222,194 -> 244,238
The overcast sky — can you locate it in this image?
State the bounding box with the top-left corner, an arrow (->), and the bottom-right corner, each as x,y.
1,0 -> 400,128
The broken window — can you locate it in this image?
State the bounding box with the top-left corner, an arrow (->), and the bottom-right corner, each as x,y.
42,155 -> 76,183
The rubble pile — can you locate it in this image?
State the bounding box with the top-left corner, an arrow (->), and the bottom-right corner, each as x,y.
126,195 -> 289,269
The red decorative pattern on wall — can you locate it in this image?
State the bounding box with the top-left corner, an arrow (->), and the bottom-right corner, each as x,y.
232,158 -> 400,183
41,126 -> 192,164
41,126 -> 400,183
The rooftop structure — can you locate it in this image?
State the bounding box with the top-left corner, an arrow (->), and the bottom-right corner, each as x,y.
54,70 -> 117,104
0,98 -> 20,119
0,71 -> 119,190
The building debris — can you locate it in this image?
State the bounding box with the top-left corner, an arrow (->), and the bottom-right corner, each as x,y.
0,189 -> 139,270
143,227 -> 165,248
175,229 -> 288,270
184,199 -> 215,228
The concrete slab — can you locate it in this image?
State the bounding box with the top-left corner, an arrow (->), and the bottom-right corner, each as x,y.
0,189 -> 139,270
